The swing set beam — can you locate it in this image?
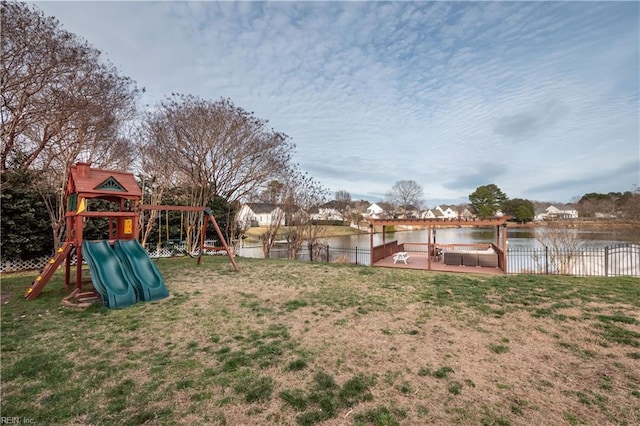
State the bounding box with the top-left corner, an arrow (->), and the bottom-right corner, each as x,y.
139,204 -> 239,272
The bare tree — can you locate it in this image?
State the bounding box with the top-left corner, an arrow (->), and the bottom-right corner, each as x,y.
260,180 -> 285,205
252,169 -> 328,259
536,222 -> 589,274
277,170 -> 328,260
254,178 -> 288,258
386,180 -> 424,217
141,94 -> 294,203
137,94 -> 295,249
1,1 -> 140,247
135,118 -> 180,247
335,190 -> 351,203
260,206 -> 287,258
334,189 -> 352,224
619,186 -> 640,242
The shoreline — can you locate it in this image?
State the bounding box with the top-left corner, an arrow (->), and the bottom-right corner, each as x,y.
243,220 -> 638,241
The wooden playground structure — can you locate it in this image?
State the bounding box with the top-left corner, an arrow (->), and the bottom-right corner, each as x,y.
25,162 -> 238,301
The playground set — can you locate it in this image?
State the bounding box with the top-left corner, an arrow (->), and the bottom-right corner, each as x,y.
24,162 -> 238,308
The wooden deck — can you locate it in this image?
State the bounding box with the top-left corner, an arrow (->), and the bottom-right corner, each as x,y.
373,252 -> 505,275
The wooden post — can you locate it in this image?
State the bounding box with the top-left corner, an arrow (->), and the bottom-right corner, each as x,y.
197,211 -> 205,265
132,200 -> 140,241
75,212 -> 83,290
108,217 -> 114,240
205,211 -> 239,272
65,215 -> 73,290
65,246 -> 72,290
382,226 -> 386,258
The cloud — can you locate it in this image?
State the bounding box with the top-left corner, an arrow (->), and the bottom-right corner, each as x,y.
524,159 -> 640,200
494,101 -> 569,140
443,163 -> 510,192
34,1 -> 640,203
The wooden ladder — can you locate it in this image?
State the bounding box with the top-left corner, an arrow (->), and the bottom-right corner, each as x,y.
24,242 -> 74,300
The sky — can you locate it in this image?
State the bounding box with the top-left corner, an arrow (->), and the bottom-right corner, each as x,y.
34,1 -> 639,206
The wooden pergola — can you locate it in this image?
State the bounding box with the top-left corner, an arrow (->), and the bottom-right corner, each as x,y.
368,217 -> 510,272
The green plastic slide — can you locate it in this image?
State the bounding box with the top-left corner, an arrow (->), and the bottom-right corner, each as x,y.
114,239 -> 169,302
82,240 -> 137,309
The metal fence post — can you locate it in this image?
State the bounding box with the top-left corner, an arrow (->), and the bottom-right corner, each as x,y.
604,246 -> 609,277
545,246 -> 549,275
326,244 -> 330,263
355,247 -> 358,265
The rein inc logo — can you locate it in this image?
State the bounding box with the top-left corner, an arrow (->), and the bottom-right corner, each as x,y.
0,418 -> 35,424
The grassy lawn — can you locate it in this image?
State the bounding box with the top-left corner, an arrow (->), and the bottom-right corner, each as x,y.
1,257 -> 639,425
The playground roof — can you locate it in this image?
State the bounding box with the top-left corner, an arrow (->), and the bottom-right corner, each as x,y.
67,162 -> 142,199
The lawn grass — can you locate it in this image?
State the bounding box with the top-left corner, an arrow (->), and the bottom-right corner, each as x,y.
1,257 -> 639,425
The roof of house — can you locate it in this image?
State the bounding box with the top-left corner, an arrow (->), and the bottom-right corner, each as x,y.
246,203 -> 280,214
377,202 -> 395,211
322,200 -> 345,209
547,204 -> 576,212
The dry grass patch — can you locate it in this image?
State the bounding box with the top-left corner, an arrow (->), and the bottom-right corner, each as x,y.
1,257 -> 639,425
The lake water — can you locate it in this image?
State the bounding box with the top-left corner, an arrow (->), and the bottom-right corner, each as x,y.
238,226 -> 635,258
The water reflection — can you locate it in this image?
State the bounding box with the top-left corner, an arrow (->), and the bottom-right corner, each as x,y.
239,226 -> 634,258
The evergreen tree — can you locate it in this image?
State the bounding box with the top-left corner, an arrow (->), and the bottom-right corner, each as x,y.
468,184 -> 508,219
1,171 -> 54,259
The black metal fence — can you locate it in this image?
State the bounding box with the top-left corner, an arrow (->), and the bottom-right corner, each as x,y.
263,243 -> 640,277
507,243 -> 640,276
5,242 -> 639,277
267,244 -> 371,265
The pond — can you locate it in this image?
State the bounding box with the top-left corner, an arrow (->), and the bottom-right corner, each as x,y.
238,226 -> 635,258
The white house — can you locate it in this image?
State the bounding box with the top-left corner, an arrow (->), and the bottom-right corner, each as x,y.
291,208 -> 310,224
421,206 -> 458,220
421,205 -> 476,220
309,201 -> 345,222
459,207 -> 475,219
237,203 -> 286,228
435,205 -> 458,219
534,208 -> 547,221
534,205 -> 579,221
364,203 -> 385,219
421,209 -> 436,219
401,204 -> 422,219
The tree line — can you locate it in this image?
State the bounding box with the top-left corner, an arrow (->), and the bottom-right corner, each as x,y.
384,181 -> 535,221
383,181 -> 639,224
